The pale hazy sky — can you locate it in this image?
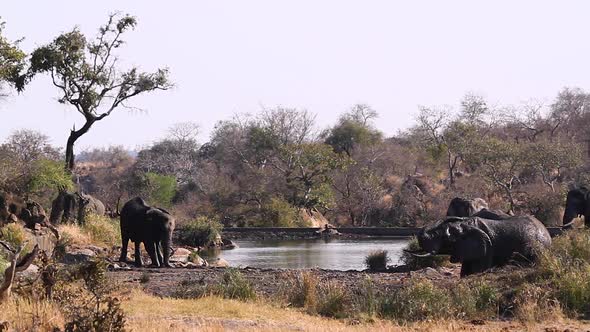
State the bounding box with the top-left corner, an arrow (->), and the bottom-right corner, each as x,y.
2,1 -> 590,151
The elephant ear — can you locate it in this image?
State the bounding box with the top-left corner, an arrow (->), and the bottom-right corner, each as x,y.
452,225 -> 493,263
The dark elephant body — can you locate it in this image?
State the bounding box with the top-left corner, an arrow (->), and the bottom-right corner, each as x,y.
417,215 -> 551,276
119,197 -> 175,267
563,187 -> 590,229
50,192 -> 105,224
446,197 -> 510,220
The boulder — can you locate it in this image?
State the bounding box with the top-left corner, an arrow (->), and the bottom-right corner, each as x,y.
62,248 -> 96,264
20,264 -> 39,279
209,258 -> 229,268
188,253 -> 207,266
221,238 -> 237,250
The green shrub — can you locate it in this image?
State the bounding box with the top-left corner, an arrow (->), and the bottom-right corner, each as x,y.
400,237 -> 450,269
27,159 -> 74,194
0,223 -> 27,249
144,172 -> 177,207
215,268 -> 256,301
83,214 -> 121,247
316,282 -> 349,318
140,272 -> 150,284
177,216 -> 223,247
353,277 -> 378,318
365,250 -> 389,271
254,197 -> 305,227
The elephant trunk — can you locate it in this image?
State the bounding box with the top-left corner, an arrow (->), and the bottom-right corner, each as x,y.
563,208 -> 578,229
162,235 -> 172,267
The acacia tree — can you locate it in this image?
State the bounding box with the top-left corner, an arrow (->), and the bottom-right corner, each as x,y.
0,19 -> 26,96
20,13 -> 172,170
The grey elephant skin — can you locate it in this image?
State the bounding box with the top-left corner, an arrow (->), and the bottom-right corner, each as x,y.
563,187 -> 590,229
446,197 -> 510,220
415,216 -> 551,277
119,197 -> 175,267
50,192 -> 105,224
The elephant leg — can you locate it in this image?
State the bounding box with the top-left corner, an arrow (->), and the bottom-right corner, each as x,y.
461,260 -> 490,277
156,242 -> 164,266
119,236 -> 130,262
162,237 -> 173,268
145,241 -> 160,267
134,241 -> 143,267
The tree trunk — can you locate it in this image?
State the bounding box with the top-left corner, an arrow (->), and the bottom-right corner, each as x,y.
65,119 -> 96,171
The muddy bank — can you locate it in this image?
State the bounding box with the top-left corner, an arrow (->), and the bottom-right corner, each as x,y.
108,264 -> 461,298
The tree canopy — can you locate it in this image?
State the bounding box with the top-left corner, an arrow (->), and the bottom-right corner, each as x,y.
19,13 -> 172,170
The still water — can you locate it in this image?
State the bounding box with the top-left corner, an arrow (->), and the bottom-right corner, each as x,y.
202,238 -> 410,271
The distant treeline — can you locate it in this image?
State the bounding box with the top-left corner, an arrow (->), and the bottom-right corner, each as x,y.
1,89 -> 588,227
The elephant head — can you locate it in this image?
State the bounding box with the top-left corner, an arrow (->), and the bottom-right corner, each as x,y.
409,218 -> 494,276
446,197 -> 489,217
563,187 -> 590,229
145,207 -> 175,267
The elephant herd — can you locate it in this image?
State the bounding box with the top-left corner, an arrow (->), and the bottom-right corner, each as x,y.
409,189 -> 590,277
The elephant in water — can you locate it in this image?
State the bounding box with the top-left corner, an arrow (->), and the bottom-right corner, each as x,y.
562,187 -> 590,229
119,197 -> 175,267
446,197 -> 510,220
50,191 -> 105,224
406,215 -> 551,277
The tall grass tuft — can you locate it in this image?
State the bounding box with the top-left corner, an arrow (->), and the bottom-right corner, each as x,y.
365,250 -> 389,271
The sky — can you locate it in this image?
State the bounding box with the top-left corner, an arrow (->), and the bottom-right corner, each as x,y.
2,1 -> 590,151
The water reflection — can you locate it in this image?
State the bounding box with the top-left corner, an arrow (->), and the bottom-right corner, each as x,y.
200,237 -> 410,271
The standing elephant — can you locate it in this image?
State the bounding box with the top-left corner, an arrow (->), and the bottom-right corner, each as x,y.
408,215 -> 551,277
446,197 -> 510,220
50,192 -> 105,224
119,197 -> 175,267
562,187 -> 590,229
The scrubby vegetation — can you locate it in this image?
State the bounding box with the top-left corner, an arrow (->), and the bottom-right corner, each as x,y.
172,268 -> 256,301
58,214 -> 121,248
365,250 -> 389,271
176,216 -> 223,247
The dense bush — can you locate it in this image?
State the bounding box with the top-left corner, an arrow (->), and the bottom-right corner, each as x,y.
176,216 -> 223,247
253,197 -> 306,227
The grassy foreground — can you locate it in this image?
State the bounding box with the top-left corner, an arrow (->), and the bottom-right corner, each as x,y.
2,289 -> 586,332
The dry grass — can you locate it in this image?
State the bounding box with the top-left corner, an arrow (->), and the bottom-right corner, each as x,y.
57,224 -> 93,246
0,297 -> 64,331
57,214 -> 121,248
0,289 -> 588,331
121,290 -> 590,331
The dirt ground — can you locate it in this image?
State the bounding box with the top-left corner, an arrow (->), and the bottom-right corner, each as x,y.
108,264 -> 460,298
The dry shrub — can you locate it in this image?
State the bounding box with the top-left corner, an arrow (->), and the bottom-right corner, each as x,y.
513,284 -> 563,324
287,271 -> 319,309
0,297 -> 64,331
0,223 -> 27,249
57,214 -> 120,248
57,224 -> 92,247
316,282 -> 349,318
83,214 -> 121,247
365,250 -> 389,271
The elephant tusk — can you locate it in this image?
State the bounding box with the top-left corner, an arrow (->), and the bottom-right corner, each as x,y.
403,249 -> 435,257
